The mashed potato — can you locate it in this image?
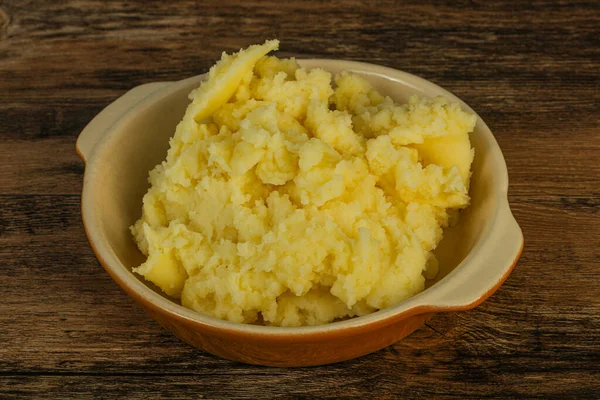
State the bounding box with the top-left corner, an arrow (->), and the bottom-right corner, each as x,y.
131,40 -> 476,327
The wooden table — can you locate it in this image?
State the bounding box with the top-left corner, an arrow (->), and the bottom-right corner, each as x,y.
1,1 -> 598,398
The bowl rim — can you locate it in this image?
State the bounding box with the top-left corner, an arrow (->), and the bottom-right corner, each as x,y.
79,59 -> 524,338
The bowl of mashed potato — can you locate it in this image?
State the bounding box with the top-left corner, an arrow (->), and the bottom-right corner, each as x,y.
77,40 -> 523,366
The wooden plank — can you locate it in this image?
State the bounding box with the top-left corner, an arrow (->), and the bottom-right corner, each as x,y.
1,368 -> 598,400
1,124 -> 598,196
0,139 -> 84,195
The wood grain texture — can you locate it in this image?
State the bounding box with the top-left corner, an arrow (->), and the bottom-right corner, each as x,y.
0,0 -> 599,398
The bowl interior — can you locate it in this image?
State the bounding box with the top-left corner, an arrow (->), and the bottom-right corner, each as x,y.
86,61 -> 500,306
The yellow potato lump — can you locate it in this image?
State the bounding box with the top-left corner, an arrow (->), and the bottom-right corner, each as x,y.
131,40 -> 476,327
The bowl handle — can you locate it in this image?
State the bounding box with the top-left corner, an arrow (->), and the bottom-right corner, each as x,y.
427,202 -> 524,310
76,82 -> 172,163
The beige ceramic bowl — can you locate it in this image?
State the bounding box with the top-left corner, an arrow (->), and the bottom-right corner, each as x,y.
77,59 -> 523,367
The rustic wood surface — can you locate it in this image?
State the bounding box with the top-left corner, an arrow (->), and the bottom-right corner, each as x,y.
1,0 -> 599,398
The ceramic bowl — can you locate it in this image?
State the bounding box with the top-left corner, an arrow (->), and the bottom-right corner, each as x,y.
76,59 -> 523,367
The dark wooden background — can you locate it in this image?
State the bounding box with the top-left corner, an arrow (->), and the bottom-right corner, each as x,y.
1,0 -> 599,398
